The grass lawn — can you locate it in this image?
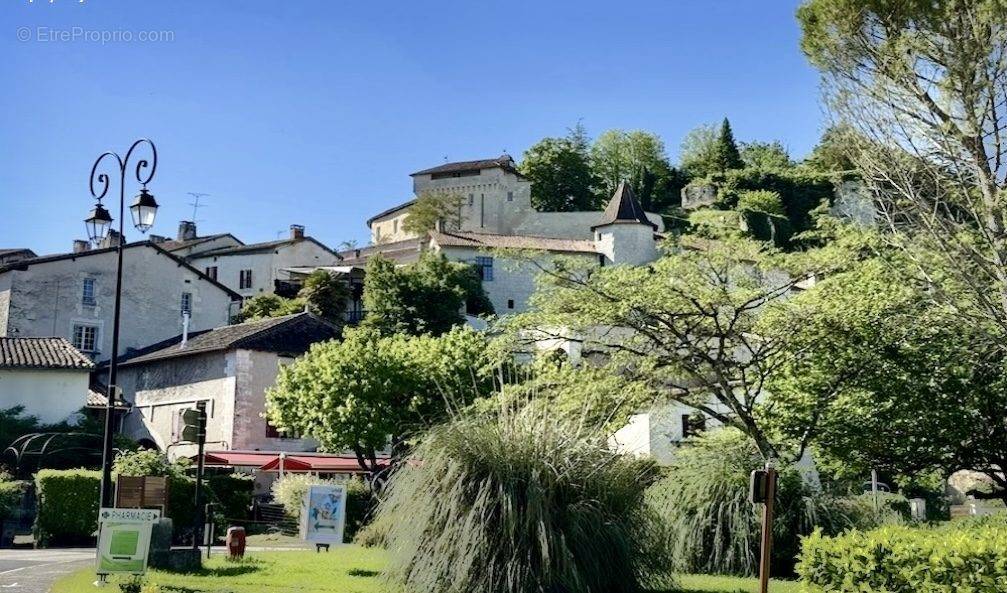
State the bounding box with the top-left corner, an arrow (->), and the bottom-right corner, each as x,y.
52,546 -> 802,593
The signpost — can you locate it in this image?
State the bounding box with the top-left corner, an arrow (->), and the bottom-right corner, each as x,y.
750,462 -> 778,593
181,402 -> 208,552
299,484 -> 347,549
96,508 -> 160,578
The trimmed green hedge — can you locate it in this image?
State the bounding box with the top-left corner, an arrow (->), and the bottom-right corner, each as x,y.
798,516 -> 1007,592
0,480 -> 27,522
35,469 -> 101,547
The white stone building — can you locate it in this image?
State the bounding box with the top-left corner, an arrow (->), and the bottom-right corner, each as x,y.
117,312 -> 338,458
0,243 -> 242,363
0,337 -> 95,424
160,223 -> 342,299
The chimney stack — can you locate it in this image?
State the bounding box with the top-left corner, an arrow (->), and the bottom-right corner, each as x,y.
99,230 -> 125,249
149,234 -> 167,244
73,240 -> 90,254
177,221 -> 197,241
290,224 -> 305,240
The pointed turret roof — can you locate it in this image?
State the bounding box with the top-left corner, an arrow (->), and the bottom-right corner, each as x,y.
591,181 -> 658,230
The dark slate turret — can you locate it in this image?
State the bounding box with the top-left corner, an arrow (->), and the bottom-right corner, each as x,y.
591,181 -> 658,230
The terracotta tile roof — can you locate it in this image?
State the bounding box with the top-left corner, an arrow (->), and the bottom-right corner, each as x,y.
429,231 -> 599,254
192,237 -> 340,259
592,181 -> 658,230
411,154 -> 522,177
158,234 -> 241,252
337,237 -> 425,265
120,312 -> 339,366
0,337 -> 95,370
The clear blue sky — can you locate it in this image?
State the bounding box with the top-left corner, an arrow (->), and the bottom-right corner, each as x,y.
1,0 -> 823,256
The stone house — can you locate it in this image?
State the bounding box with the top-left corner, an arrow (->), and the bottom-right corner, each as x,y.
0,337 -> 95,424
0,249 -> 36,266
0,242 -> 242,363
116,312 -> 338,460
167,224 -> 342,299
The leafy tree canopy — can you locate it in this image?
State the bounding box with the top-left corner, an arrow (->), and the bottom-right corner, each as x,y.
265,326 -> 500,475
591,129 -> 681,211
740,140 -> 793,170
519,123 -> 601,212
362,252 -> 493,337
297,269 -> 350,324
402,191 -> 464,236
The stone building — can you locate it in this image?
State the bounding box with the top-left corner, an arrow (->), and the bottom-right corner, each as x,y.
0,242 -> 242,363
117,312 -> 338,458
0,249 -> 36,266
152,222 -> 342,299
0,337 -> 95,424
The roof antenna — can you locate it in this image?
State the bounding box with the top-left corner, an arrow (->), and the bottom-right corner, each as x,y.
187,192 -> 210,223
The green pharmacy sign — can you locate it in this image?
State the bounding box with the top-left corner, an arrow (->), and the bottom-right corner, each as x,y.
96,508 -> 161,576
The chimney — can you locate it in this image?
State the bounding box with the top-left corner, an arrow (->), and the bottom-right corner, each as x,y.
177,221 -> 197,241
149,234 -> 167,244
99,230 -> 125,249
73,240 -> 90,254
290,224 -> 305,240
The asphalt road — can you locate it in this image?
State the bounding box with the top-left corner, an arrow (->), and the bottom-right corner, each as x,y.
0,549 -> 92,593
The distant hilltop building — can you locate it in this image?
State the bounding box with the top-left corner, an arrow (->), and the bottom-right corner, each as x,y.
344,155 -> 665,313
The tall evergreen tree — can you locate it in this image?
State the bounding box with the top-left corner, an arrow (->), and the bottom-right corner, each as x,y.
716,117 -> 744,172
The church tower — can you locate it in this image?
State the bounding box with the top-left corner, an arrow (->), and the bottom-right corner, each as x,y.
592,182 -> 659,266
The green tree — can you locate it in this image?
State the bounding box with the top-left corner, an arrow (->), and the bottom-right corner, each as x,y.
740,140 -> 793,170
265,326 -> 498,477
802,126 -> 856,174
591,129 -> 678,210
297,269 -> 350,324
736,190 -> 786,216
519,123 -> 600,211
362,252 -> 492,336
402,191 -> 464,236
679,123 -> 721,178
239,294 -> 305,321
716,118 -> 744,172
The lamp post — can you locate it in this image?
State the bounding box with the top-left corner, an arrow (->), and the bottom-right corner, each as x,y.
84,139 -> 159,508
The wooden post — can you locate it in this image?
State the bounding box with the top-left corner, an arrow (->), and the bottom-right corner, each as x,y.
758,463 -> 777,593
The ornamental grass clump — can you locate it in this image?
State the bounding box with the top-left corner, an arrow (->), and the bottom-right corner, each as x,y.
376,405 -> 673,593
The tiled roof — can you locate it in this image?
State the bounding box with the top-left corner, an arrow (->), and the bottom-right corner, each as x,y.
193,237 -> 340,259
0,248 -> 35,257
0,338 -> 95,370
429,231 -> 599,254
337,237 -> 425,265
411,154 -> 522,177
120,312 -> 339,366
159,234 -> 241,252
592,181 -> 658,230
366,199 -> 416,226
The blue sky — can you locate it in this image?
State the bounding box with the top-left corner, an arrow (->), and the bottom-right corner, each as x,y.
1,0 -> 823,255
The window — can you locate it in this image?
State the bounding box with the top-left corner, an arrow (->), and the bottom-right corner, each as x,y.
205,266 -> 217,281
72,324 -> 98,353
475,256 -> 494,281
682,414 -> 706,439
507,191 -> 514,202
181,292 -> 192,315
239,269 -> 253,290
82,278 -> 95,305
507,299 -> 514,309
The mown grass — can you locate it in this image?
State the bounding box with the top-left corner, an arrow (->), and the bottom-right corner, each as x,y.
51,546 -> 801,593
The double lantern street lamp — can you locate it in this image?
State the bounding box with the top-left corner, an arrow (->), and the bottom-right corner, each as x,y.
83,138 -> 159,508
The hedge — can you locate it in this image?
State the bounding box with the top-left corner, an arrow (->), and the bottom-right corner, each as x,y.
0,480 -> 27,522
798,516 -> 1007,592
35,469 -> 101,547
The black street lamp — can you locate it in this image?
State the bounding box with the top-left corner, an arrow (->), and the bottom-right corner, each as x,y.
84,139 -> 159,508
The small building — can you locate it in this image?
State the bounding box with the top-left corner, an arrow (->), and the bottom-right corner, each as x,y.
0,249 -> 36,266
117,313 -> 339,461
0,242 -> 242,363
184,225 -> 342,298
0,337 -> 95,424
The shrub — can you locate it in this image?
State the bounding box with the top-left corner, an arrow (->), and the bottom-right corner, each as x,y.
113,449 -> 189,480
34,468 -> 100,547
646,429 -> 871,578
798,519 -> 1007,592
737,190 -> 786,216
0,480 -> 26,522
270,474 -> 372,540
376,405 -> 672,593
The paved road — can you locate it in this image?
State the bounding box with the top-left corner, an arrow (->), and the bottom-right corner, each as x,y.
0,549 -> 92,593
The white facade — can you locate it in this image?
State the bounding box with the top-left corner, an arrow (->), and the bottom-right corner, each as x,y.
0,367 -> 90,425
0,244 -> 240,362
187,235 -> 341,298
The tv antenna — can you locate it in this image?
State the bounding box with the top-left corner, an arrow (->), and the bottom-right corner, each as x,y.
187,192 -> 210,222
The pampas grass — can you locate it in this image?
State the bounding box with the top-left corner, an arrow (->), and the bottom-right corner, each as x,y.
375,403 -> 674,593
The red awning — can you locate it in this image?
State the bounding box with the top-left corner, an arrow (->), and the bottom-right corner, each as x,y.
202,451 -> 279,467
258,454 -> 388,474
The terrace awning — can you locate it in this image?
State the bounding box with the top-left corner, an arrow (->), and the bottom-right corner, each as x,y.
202,451 -> 278,467
258,454 -> 388,474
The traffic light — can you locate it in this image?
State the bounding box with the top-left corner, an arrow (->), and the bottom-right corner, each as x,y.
180,406 -> 204,443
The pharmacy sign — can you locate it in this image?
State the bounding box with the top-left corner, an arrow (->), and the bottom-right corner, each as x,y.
96,507 -> 160,576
